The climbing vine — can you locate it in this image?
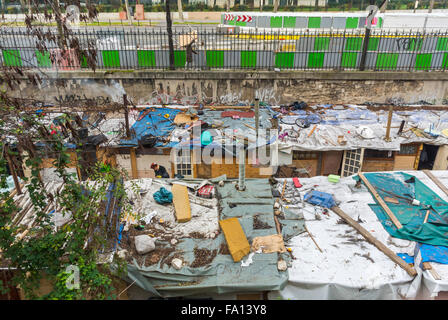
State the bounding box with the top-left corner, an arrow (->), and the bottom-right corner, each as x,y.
0,1 -> 133,299
0,101 -> 132,299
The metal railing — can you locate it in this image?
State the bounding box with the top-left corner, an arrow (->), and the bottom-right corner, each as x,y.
1,27 -> 447,71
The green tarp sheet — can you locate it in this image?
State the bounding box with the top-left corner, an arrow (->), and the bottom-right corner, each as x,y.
360,172 -> 448,247
125,179 -> 304,298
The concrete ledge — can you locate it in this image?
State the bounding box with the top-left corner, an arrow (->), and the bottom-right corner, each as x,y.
29,70 -> 448,81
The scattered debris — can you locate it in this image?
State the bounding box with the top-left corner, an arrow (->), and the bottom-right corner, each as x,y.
134,235 -> 156,255
253,215 -> 271,230
190,248 -> 218,268
277,259 -> 287,271
355,252 -> 375,263
171,258 -> 183,270
219,242 -> 230,255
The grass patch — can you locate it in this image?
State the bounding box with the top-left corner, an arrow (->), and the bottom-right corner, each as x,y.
173,21 -> 220,25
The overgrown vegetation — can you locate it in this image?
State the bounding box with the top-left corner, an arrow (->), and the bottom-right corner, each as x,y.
3,0 -> 447,14
0,0 -> 134,300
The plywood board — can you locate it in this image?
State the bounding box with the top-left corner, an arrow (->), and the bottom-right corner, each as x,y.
321,151 -> 343,176
172,183 -> 191,223
362,159 -> 394,172
219,217 -> 250,262
393,155 -> 417,170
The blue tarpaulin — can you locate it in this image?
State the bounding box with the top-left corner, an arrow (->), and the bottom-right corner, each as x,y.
418,243 -> 448,265
304,190 -> 336,208
119,107 -> 182,148
397,253 -> 415,264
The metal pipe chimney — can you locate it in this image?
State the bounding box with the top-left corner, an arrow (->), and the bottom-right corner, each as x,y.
238,145 -> 246,191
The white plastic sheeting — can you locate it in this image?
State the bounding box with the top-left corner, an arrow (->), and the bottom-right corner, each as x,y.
267,172 -> 448,300
277,105 -> 448,152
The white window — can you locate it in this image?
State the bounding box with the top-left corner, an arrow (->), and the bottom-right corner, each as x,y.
175,148 -> 193,178
341,148 -> 364,177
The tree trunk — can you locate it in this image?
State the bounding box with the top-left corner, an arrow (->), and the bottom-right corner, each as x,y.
125,0 -> 132,25
429,0 -> 434,12
414,0 -> 419,12
315,0 -> 319,10
54,0 -> 65,48
226,0 -> 230,11
380,0 -> 387,12
166,0 -> 175,70
273,0 -> 279,12
178,0 -> 184,22
260,0 -> 263,11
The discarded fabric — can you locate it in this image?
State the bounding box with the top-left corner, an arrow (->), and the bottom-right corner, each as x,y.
153,187 -> 173,204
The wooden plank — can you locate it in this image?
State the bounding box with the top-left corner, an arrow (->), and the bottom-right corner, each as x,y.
429,267 -> 442,280
5,145 -> 22,195
280,180 -> 287,200
304,225 -> 323,253
423,262 -> 442,280
307,125 -> 317,137
384,197 -> 399,204
129,148 -> 138,179
331,206 -> 417,277
219,217 -> 250,262
358,172 -> 403,229
274,215 -> 282,235
423,209 -> 430,224
172,183 -> 191,223
423,170 -> 448,197
422,262 -> 432,270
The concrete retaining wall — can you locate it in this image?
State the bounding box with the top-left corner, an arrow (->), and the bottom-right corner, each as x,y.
9,70 -> 448,106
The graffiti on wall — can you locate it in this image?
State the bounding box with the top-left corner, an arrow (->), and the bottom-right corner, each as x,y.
54,94 -> 112,106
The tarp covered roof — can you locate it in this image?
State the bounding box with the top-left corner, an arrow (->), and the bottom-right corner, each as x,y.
276,105 -> 448,152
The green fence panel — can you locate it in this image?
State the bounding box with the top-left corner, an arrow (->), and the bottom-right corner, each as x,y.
236,21 -> 247,26
367,37 -> 380,51
415,53 -> 432,70
314,37 -> 330,51
79,53 -> 88,68
442,52 -> 448,69
376,53 -> 398,69
345,17 -> 359,29
174,50 -> 186,67
2,49 -> 22,67
284,17 -> 296,28
378,17 -> 383,28
206,50 -> 224,68
341,52 -> 358,68
102,50 -> 120,68
436,38 -> 448,51
241,51 -> 257,68
308,17 -> 321,28
275,52 -> 294,68
308,52 -> 325,68
137,50 -> 156,67
407,38 -> 423,51
35,50 -> 51,67
345,37 -> 363,51
270,17 -> 283,28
